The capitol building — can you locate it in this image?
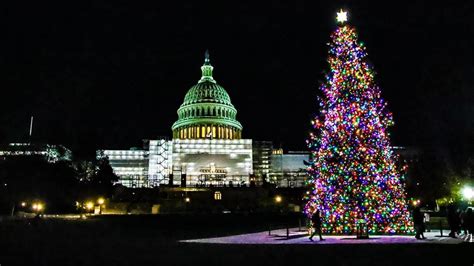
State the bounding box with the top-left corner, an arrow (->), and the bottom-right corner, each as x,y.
99,52 -> 308,188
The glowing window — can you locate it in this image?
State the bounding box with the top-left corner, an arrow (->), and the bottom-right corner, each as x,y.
214,191 -> 222,200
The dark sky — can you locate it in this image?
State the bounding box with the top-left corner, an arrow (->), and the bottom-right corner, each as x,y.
2,1 -> 473,157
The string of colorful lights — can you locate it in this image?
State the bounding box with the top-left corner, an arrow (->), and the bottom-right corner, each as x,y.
304,13 -> 413,234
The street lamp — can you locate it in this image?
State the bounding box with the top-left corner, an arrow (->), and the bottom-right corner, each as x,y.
412,199 -> 420,207
32,202 -> 44,212
275,195 -> 282,203
97,198 -> 105,205
85,201 -> 94,211
462,186 -> 474,201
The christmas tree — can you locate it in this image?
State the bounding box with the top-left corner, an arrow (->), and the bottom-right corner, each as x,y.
305,10 -> 412,234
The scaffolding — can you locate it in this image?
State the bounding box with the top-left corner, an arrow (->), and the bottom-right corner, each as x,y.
147,138 -> 171,187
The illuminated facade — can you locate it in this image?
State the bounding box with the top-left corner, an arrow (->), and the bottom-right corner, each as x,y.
269,150 -> 309,188
252,141 -> 273,179
0,143 -> 72,163
102,148 -> 150,188
170,139 -> 252,186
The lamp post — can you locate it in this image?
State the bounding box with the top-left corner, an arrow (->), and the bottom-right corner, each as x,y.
85,201 -> 94,214
184,196 -> 190,213
275,195 -> 283,213
97,198 -> 105,214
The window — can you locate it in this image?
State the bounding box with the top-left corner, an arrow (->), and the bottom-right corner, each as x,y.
214,191 -> 222,200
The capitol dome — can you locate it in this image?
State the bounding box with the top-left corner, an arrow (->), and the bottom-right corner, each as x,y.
171,51 -> 243,139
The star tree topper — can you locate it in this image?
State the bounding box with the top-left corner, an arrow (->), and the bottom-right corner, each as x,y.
336,9 -> 348,24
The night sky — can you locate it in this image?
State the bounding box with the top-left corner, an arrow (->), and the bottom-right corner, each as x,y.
2,1 -> 473,158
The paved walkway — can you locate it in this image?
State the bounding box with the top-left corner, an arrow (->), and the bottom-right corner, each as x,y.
181,229 -> 468,245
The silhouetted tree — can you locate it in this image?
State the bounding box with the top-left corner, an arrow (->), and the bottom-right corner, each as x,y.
0,156 -> 79,214
74,155 -> 118,201
408,147 -> 474,205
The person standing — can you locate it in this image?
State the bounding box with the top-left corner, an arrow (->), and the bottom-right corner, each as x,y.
463,208 -> 473,242
447,204 -> 460,238
413,207 -> 425,239
309,209 -> 324,241
423,212 -> 431,232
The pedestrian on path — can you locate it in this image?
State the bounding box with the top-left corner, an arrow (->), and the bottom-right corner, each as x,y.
463,208 -> 473,242
309,209 -> 324,241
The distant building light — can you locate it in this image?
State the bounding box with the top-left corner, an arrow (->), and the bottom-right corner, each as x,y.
272,149 -> 283,155
214,191 -> 222,200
